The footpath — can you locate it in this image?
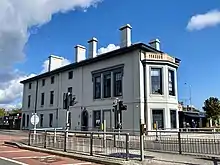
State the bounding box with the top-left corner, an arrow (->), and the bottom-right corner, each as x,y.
5,140 -> 219,165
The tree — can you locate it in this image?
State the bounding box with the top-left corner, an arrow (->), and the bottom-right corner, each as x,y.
203,97 -> 220,120
0,108 -> 6,117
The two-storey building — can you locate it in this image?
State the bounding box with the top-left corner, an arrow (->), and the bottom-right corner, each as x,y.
20,24 -> 180,131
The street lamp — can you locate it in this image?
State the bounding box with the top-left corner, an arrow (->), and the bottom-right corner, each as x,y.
184,83 -> 192,111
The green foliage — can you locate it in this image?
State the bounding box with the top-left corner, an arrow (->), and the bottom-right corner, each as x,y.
0,108 -> 6,117
203,97 -> 220,120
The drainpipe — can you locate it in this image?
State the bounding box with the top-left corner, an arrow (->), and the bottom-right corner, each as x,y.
33,80 -> 38,135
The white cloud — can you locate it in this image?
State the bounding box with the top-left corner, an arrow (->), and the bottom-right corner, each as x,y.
0,0 -> 102,109
187,10 -> 220,31
98,44 -> 120,55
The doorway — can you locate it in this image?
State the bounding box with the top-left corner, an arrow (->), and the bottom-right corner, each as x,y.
81,109 -> 88,131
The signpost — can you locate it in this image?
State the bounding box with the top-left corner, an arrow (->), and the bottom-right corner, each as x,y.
31,113 -> 39,140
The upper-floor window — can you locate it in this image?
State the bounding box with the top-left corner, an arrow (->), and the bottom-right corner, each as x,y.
28,95 -> 31,108
42,79 -> 45,86
92,65 -> 124,99
94,75 -> 101,99
103,73 -> 111,98
50,91 -> 54,105
68,71 -> 73,79
41,93 -> 45,106
113,71 -> 123,97
51,76 -> 54,84
28,83 -> 32,89
151,68 -> 162,94
168,70 -> 175,96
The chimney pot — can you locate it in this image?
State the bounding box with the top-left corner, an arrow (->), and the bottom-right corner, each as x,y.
75,45 -> 86,62
119,24 -> 132,47
149,39 -> 160,51
88,37 -> 98,58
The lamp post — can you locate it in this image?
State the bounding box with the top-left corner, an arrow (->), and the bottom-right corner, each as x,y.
185,83 -> 192,111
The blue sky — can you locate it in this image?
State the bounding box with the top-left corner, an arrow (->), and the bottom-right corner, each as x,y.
1,0 -> 220,109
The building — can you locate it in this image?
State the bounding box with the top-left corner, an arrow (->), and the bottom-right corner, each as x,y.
20,24 -> 180,131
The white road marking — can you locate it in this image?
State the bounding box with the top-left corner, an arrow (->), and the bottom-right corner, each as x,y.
13,155 -> 56,160
0,150 -> 27,153
62,163 -> 92,165
0,156 -> 28,165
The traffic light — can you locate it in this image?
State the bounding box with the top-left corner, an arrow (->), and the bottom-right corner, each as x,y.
63,93 -> 68,109
119,101 -> 127,111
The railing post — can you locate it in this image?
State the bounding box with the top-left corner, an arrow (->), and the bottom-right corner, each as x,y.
178,131 -> 182,154
90,132 -> 93,156
44,130 -> 47,148
28,130 -> 31,146
126,133 -> 129,161
64,130 -> 67,152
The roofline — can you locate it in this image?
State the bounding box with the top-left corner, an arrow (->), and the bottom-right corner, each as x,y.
20,43 -> 180,84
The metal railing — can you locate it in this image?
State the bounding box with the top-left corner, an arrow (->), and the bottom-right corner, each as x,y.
28,129 -> 130,161
27,128 -> 220,161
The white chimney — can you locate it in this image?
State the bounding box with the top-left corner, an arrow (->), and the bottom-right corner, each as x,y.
48,55 -> 63,72
75,45 -> 86,63
88,37 -> 98,58
149,39 -> 160,51
119,24 -> 132,47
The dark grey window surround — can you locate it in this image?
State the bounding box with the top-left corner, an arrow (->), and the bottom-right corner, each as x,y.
150,67 -> 163,95
40,114 -> 44,127
68,71 -> 73,79
168,69 -> 175,96
41,93 -> 45,106
28,95 -> 31,108
49,113 -> 53,127
92,64 -> 124,99
50,91 -> 54,105
170,110 -> 177,129
93,110 -> 101,128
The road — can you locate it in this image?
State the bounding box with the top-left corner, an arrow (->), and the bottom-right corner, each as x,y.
0,130 -> 100,165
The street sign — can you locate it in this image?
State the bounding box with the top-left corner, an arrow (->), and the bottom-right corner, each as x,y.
31,114 -> 39,125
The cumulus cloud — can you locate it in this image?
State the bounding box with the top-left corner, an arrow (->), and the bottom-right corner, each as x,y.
98,44 -> 120,55
0,0 -> 102,109
187,10 -> 220,31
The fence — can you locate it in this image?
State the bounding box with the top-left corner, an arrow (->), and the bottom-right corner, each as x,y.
28,130 -> 130,161
27,129 -> 220,161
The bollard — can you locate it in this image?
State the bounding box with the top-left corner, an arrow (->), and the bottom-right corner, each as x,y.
178,131 -> 182,154
44,130 -> 47,148
28,131 -> 31,146
126,133 -> 129,161
90,132 -> 93,156
64,131 -> 67,152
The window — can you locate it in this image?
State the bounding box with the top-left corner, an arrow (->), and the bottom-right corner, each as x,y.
68,112 -> 71,129
26,115 -> 29,127
42,79 -> 45,86
49,113 -> 53,127
168,70 -> 175,96
152,109 -> 164,129
94,76 -> 101,99
103,73 -> 111,98
22,114 -> 25,128
114,71 -> 122,97
68,71 -> 73,79
28,95 -> 31,108
170,110 -> 177,129
28,83 -> 32,89
40,114 -> 44,127
41,93 -> 44,106
50,91 -> 54,105
51,76 -> 54,84
151,68 -> 162,94
93,110 -> 101,128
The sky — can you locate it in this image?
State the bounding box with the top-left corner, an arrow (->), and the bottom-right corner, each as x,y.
1,0 -> 220,110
